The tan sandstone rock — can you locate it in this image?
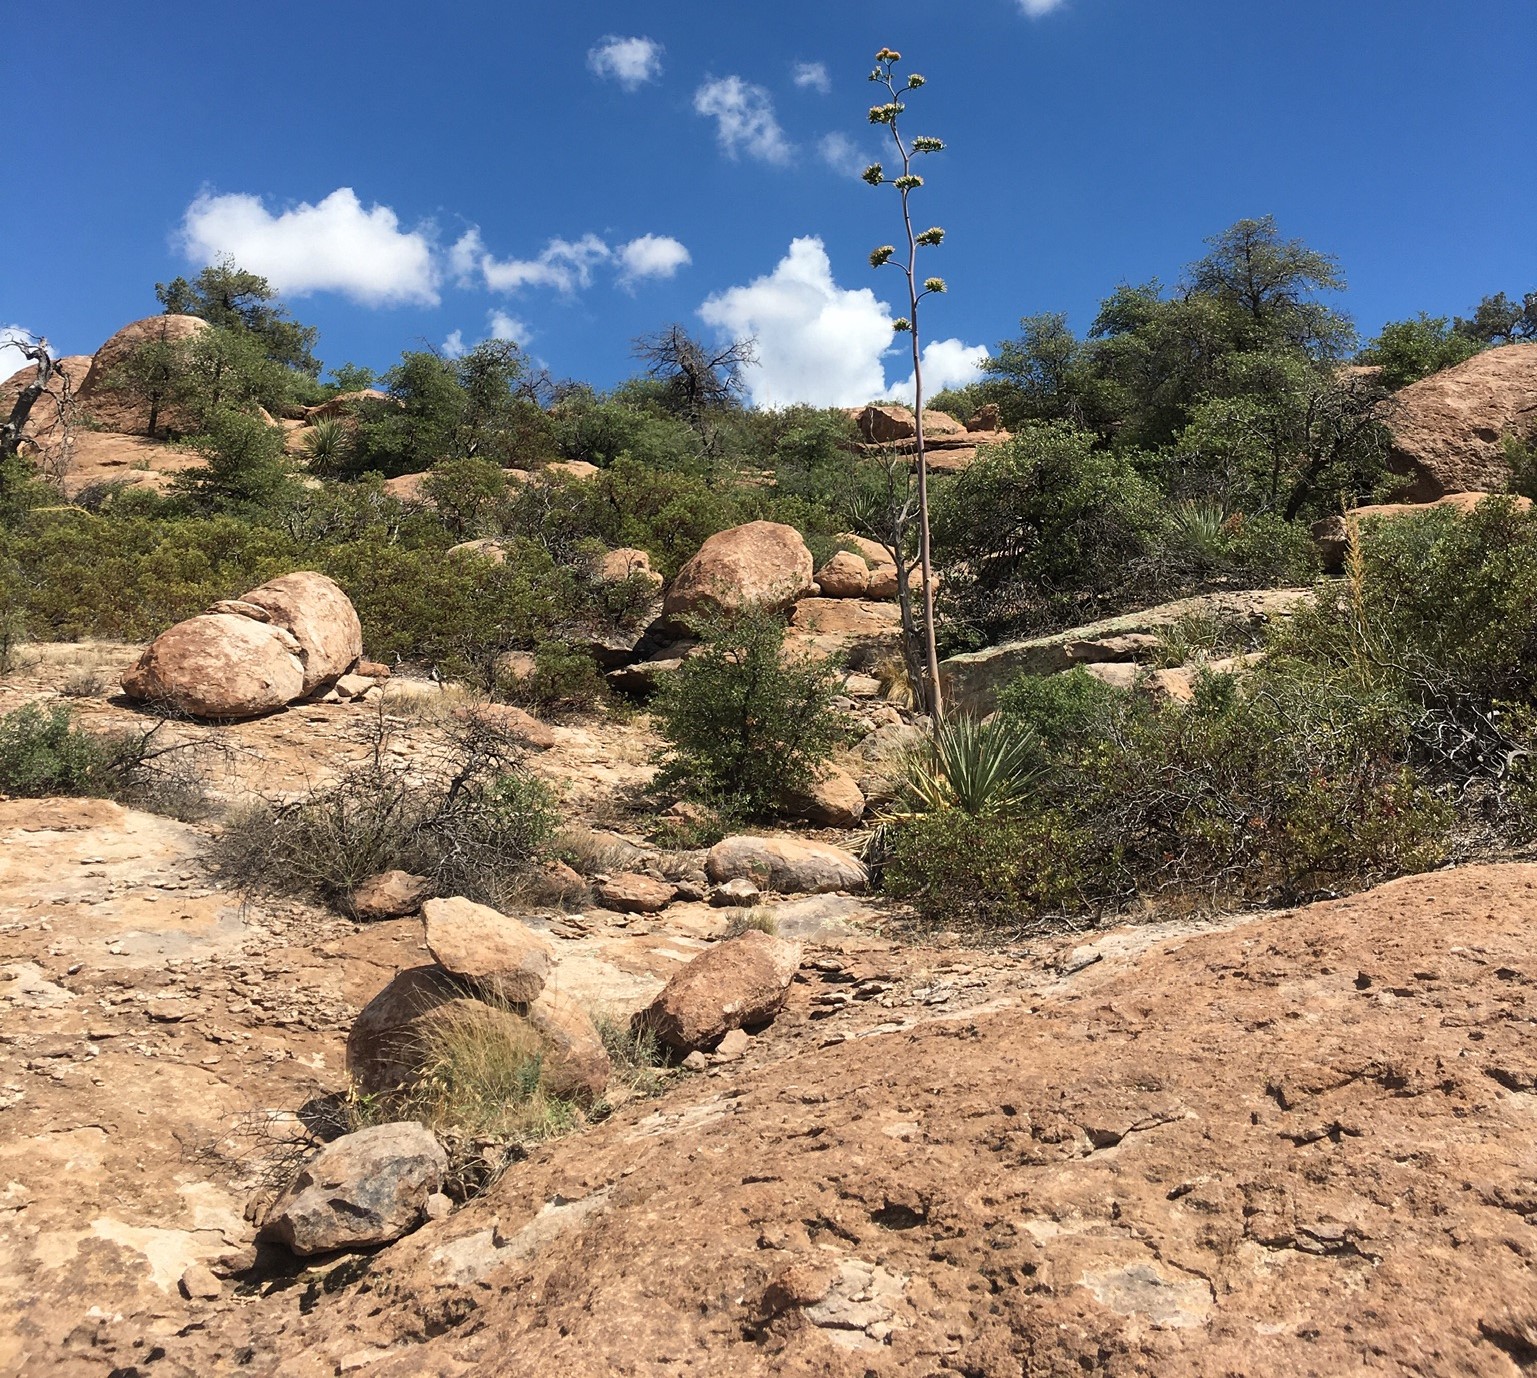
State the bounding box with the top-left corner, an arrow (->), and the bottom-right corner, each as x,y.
121,613 -> 306,719
422,897 -> 554,1003
705,836 -> 868,895
1311,491 -> 1532,571
523,987 -> 612,1103
1385,343 -> 1537,499
347,870 -> 435,922
638,928 -> 805,1053
663,521 -> 814,620
77,314 -> 210,434
597,873 -> 677,914
813,550 -> 871,599
240,572 -> 363,692
778,766 -> 866,829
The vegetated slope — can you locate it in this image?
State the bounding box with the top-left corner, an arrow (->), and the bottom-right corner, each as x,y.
157,864 -> 1537,1378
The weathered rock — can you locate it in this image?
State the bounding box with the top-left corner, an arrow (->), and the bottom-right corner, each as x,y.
599,547 -> 664,594
597,873 -> 677,914
711,877 -> 762,907
779,766 -> 866,828
523,986 -> 612,1103
178,1263 -> 224,1301
967,402 -> 1001,432
423,897 -> 554,1003
332,672 -> 376,700
662,521 -> 814,620
0,352 -> 93,445
121,571 -> 362,718
447,538 -> 507,564
450,702 -> 557,750
1385,343 -> 1537,499
940,588 -> 1311,716
257,1122 -> 447,1256
638,929 -> 804,1052
239,572 -> 363,692
121,613 -> 306,719
852,404 -> 967,445
714,1028 -> 751,1061
304,388 -> 395,423
1311,491 -> 1532,571
705,836 -> 868,895
77,315 -> 210,434
347,870 -> 434,922
813,551 -> 871,599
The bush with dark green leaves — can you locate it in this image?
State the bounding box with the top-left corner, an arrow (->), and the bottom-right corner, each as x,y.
650,608 -> 849,816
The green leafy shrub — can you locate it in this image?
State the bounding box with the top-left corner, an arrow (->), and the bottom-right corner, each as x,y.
651,608 -> 849,816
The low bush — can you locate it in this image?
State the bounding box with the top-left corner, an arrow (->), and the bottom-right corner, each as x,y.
650,608 -> 849,817
214,712 -> 557,909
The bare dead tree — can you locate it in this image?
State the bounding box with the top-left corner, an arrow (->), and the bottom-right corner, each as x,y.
631,325 -> 757,455
1,335 -> 76,494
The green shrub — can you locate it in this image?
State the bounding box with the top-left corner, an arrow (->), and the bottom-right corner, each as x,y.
651,607 -> 849,816
0,704 -> 123,796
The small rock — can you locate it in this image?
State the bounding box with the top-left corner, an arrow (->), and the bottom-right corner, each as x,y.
258,1121 -> 447,1256
424,1191 -> 453,1221
178,1263 -> 224,1300
348,870 -> 434,922
715,1028 -> 751,1060
597,873 -> 677,915
681,1051 -> 709,1072
638,929 -> 804,1053
673,879 -> 708,903
711,877 -> 761,907
423,897 -> 554,1002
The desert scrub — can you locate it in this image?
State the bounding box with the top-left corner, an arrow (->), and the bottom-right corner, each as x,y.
214,710 -> 556,910
350,997 -> 580,1199
650,606 -> 850,817
0,704 -> 212,818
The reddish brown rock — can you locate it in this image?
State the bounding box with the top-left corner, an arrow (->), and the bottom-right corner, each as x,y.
450,702 -> 557,750
347,870 -> 434,922
637,929 -> 804,1052
1385,343 -> 1537,499
663,521 -> 814,620
0,353 -> 93,445
304,388 -> 395,422
852,404 -> 966,444
596,873 -> 677,915
240,572 -> 362,691
523,986 -> 612,1103
599,546 -> 664,594
77,314 -> 210,434
257,1122 -> 447,1256
812,550 -> 870,599
121,613 -> 305,718
778,766 -> 866,828
422,897 -> 554,1003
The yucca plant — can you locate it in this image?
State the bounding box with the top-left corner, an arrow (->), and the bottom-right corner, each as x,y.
901,714 -> 1040,817
301,416 -> 351,474
1169,498 -> 1229,558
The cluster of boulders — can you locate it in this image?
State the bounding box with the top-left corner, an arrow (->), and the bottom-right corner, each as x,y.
844,401 -> 1012,474
120,571 -> 371,719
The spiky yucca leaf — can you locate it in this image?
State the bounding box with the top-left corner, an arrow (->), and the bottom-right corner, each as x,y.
901,715 -> 1039,817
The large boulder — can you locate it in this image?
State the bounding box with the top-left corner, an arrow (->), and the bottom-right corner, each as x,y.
778,766 -> 866,829
523,986 -> 613,1103
257,1122 -> 447,1256
121,613 -> 306,718
239,572 -> 363,692
347,965 -> 609,1105
852,404 -> 967,445
638,929 -> 804,1053
304,388 -> 395,423
77,315 -> 210,434
1385,343 -> 1537,500
662,521 -> 814,621
705,836 -> 868,895
813,550 -> 870,599
422,897 -> 554,1003
121,572 -> 362,718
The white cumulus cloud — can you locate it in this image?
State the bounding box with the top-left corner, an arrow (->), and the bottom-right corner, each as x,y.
616,234 -> 691,287
453,227 -> 612,293
699,238 -> 989,409
792,61 -> 831,93
443,310 -> 534,359
890,339 -> 991,406
587,35 -> 664,90
1018,0 -> 1067,14
177,188 -> 438,306
0,326 -> 37,384
693,76 -> 793,165
817,132 -> 872,179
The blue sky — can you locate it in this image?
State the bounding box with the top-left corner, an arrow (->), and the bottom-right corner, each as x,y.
3,1 -> 1533,404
